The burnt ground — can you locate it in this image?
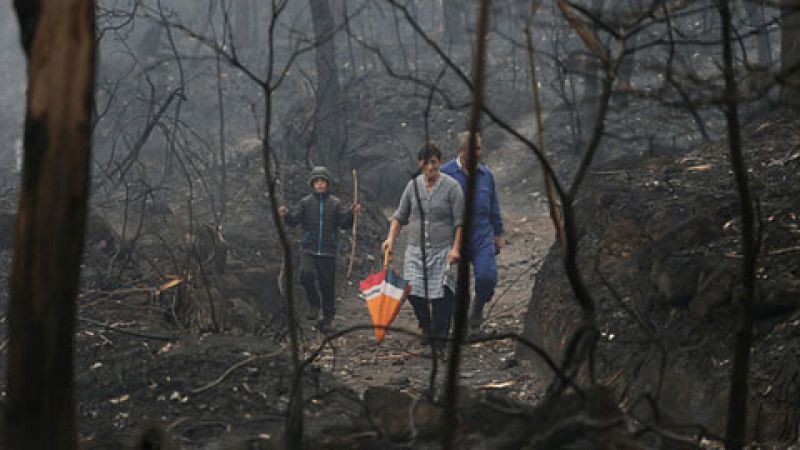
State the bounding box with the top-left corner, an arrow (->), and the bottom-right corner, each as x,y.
72,197 -> 553,447
0,125 -> 558,448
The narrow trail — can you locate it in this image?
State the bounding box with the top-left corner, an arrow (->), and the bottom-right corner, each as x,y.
299,132 -> 556,403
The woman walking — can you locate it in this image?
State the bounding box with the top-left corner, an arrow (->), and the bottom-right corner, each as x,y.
382,143 -> 464,352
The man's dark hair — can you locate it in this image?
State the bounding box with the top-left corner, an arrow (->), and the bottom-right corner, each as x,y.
417,142 -> 442,162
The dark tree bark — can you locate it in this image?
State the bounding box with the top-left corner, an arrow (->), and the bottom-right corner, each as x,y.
720,2 -> 757,448
781,4 -> 800,104
309,0 -> 346,172
7,1 -> 96,449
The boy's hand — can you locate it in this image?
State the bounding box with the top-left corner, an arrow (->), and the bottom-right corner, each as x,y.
278,206 -> 288,217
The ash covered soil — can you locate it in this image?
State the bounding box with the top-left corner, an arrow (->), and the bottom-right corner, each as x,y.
74,182 -> 553,447
0,130 -> 556,448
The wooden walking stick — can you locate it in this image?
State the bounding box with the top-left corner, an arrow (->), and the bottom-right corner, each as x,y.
346,169 -> 359,281
274,161 -> 288,297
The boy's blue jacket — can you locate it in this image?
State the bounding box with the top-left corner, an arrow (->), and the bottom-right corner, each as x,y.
284,192 -> 353,257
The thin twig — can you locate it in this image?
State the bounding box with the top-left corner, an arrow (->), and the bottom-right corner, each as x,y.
190,349 -> 284,394
78,316 -> 178,341
346,169 -> 359,281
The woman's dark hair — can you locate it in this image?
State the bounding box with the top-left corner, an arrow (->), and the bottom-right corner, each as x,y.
417,142 -> 442,162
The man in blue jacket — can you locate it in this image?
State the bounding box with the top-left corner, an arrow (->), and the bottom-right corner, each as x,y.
441,131 -> 504,332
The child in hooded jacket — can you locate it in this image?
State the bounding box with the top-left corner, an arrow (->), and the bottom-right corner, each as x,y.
279,166 -> 360,332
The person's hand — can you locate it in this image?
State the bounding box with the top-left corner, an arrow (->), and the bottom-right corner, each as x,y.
381,239 -> 393,255
448,247 -> 461,264
278,206 -> 288,218
353,203 -> 362,214
494,235 -> 504,255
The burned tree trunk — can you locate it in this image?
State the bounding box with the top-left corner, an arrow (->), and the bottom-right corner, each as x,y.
720,2 -> 757,448
309,0 -> 346,173
7,1 -> 95,448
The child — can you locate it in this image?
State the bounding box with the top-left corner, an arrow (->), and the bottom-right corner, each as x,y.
279,166 -> 360,332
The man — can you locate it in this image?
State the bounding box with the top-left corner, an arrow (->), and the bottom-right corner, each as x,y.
441,131 -> 504,332
383,143 -> 464,352
279,166 -> 360,332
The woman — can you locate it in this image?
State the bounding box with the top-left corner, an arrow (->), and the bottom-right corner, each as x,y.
382,143 -> 464,350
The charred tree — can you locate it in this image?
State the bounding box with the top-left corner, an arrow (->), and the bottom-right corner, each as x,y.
309,0 -> 346,173
7,0 -> 96,448
719,2 -> 757,448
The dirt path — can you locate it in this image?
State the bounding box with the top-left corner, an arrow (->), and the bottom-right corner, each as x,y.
299,136 -> 555,403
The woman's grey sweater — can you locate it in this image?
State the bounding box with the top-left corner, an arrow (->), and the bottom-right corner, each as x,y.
392,173 -> 464,248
